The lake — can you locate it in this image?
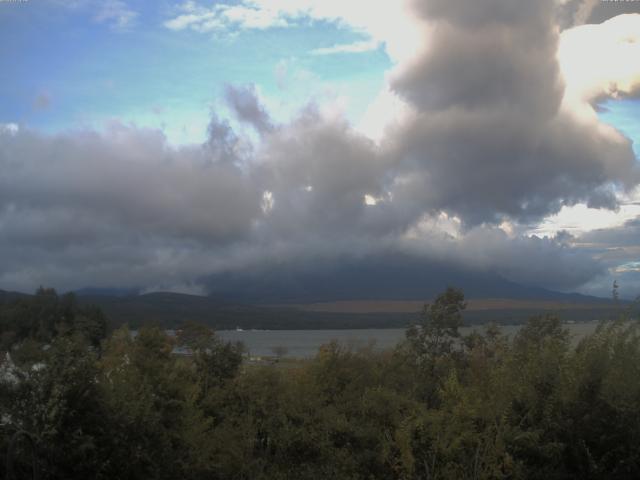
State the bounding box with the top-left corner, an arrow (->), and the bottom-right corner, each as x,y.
218,321 -> 602,358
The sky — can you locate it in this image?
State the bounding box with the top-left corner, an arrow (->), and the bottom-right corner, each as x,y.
0,0 -> 639,299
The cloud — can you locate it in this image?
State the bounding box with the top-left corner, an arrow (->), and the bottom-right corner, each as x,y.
584,1 -> 640,25
382,0 -> 639,226
556,0 -> 600,27
568,216 -> 640,298
559,14 -> 640,106
94,0 -> 138,30
530,200 -> 640,238
224,84 -> 274,134
37,1 -> 140,31
0,122 -> 262,290
164,1 -> 288,32
553,0 -> 639,29
400,219 -> 604,291
0,106 -> 275,292
163,0 -> 420,63
3,0 -> 640,297
0,124 -> 18,135
274,59 -> 289,90
311,39 -> 380,56
164,12 -> 220,32
0,105 -> 606,294
253,107 -> 399,240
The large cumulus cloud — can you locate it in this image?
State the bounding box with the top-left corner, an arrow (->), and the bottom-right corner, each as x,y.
386,0 -> 638,225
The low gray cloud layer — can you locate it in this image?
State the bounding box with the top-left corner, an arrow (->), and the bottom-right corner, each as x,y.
0,124 -> 260,242
556,0 -> 640,28
567,218 -> 640,299
1,0 -> 639,296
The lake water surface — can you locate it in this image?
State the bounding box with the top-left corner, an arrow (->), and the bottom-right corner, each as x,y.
218,321 -> 601,358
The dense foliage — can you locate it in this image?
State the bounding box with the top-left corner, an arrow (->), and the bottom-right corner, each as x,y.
1,287 -> 640,479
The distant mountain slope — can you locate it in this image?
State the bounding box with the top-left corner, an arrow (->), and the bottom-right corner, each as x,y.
203,255 -> 608,304
2,255 -> 620,330
2,286 -> 621,330
283,298 -> 618,314
76,291 -> 621,330
0,289 -> 29,303
76,292 -> 414,330
77,292 -> 231,326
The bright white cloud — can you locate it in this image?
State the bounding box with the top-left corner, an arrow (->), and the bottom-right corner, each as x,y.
164,12 -> 220,31
0,123 -> 19,135
311,39 -> 380,56
521,13 -> 640,237
356,87 -> 415,142
94,0 -> 138,30
164,1 -> 288,32
164,0 -> 420,62
530,200 -> 640,238
559,14 -> 640,107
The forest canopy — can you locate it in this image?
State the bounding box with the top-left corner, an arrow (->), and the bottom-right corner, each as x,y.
1,287 -> 640,479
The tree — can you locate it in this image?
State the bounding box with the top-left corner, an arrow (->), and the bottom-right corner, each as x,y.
98,326 -> 192,479
513,313 -> 569,353
404,287 -> 467,406
0,289 -> 107,354
1,334 -> 107,480
176,322 -> 243,400
406,286 -> 467,361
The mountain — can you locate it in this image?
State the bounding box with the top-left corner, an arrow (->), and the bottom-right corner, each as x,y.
203,254 -> 605,304
0,289 -> 29,303
1,285 -> 620,330
2,255 -> 621,330
72,255 -> 618,329
76,292 -> 620,332
73,287 -> 140,297
75,292 -> 416,330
